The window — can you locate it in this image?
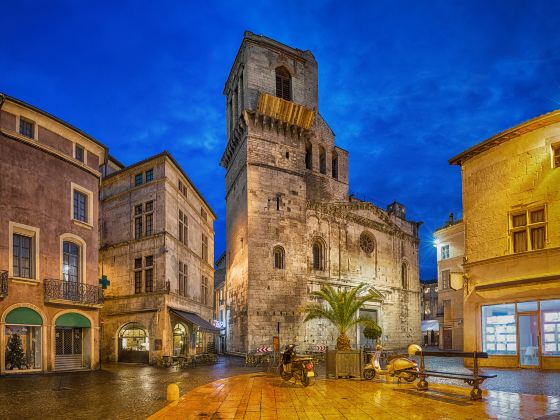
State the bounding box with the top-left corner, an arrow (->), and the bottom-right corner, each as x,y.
312,240 -> 324,271
202,234 -> 208,262
319,146 -> 326,174
441,270 -> 450,290
332,153 -> 338,179
13,234 -> 33,279
273,246 -> 285,269
145,256 -> 153,293
178,180 -> 188,197
75,144 -> 84,162
134,201 -> 154,238
401,262 -> 408,290
553,143 -> 560,168
542,300 -> 560,356
62,241 -> 80,283
19,118 -> 34,139
179,262 -> 188,297
276,195 -> 281,211
510,207 -> 546,253
134,207 -> 143,239
5,323 -> 42,371
145,201 -> 154,236
359,232 -> 375,254
145,168 -> 154,182
201,276 -> 209,305
73,191 -> 88,223
305,142 -> 312,170
134,271 -> 142,294
201,208 -> 207,222
134,173 -> 143,186
179,210 -> 188,245
441,245 -> 450,260
482,304 -> 516,355
275,67 -> 292,101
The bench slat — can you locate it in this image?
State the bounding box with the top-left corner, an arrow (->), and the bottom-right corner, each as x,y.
415,351 -> 489,358
423,370 -> 496,379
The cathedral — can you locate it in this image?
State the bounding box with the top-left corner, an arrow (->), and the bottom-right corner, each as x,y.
221,32 -> 422,353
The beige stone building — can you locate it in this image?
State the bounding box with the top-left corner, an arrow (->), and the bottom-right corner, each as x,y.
99,152 -> 218,364
433,215 -> 464,351
450,110 -> 560,369
221,32 -> 422,353
0,94 -> 106,373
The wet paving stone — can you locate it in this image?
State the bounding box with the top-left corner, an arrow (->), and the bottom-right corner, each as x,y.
0,356 -> 262,420
0,356 -> 558,419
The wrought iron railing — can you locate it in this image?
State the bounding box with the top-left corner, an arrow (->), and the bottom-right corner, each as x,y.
0,270 -> 7,296
44,279 -> 103,305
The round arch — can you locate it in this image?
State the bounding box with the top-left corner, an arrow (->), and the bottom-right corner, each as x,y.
117,322 -> 149,364
1,303 -> 47,325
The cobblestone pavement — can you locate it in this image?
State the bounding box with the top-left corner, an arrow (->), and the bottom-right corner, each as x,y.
420,356 -> 560,396
149,372 -> 560,420
0,355 -> 559,419
0,356 -> 262,420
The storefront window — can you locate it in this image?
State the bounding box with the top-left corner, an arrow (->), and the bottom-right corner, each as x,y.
172,324 -> 187,357
482,304 -> 516,355
119,324 -> 149,351
541,300 -> 560,356
5,325 -> 42,370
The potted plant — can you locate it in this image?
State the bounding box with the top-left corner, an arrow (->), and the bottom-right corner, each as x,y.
303,283 -> 381,378
363,320 -> 382,348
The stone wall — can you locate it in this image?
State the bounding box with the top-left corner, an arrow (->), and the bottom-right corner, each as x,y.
223,33 -> 421,354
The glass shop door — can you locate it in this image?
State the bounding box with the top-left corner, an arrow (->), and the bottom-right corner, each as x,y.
518,313 -> 540,368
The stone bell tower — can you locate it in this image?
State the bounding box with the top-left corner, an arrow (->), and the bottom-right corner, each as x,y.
221,32 -> 344,353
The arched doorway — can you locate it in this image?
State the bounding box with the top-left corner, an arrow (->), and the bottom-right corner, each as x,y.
54,312 -> 91,371
172,323 -> 188,357
3,307 -> 43,372
118,323 -> 149,363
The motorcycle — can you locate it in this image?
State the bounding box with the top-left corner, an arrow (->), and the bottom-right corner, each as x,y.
363,344 -> 421,382
280,344 -> 315,387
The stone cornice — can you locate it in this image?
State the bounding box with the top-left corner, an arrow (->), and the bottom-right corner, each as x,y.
306,201 -> 419,243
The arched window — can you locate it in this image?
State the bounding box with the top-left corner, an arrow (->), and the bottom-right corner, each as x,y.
173,323 -> 188,357
119,323 -> 149,352
305,141 -> 312,170
63,241 -> 80,283
312,240 -> 325,271
275,67 -> 292,101
401,262 -> 408,290
332,151 -> 338,179
319,146 -> 326,174
273,246 -> 285,269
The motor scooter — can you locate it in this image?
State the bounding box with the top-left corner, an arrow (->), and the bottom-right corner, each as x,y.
280,344 -> 315,387
363,344 -> 421,382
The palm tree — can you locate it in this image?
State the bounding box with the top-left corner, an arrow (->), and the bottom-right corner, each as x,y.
303,283 -> 382,350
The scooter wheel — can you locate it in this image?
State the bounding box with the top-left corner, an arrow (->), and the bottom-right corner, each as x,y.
363,369 -> 375,380
280,371 -> 291,381
401,372 -> 418,383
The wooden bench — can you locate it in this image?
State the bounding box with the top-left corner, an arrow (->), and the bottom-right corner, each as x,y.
415,351 -> 497,400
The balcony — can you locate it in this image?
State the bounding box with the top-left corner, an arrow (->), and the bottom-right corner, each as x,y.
0,270 -> 7,297
44,279 -> 103,307
256,93 -> 316,130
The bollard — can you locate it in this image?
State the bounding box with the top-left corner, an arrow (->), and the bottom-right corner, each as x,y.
166,383 -> 180,401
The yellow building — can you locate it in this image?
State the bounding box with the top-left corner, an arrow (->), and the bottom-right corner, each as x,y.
450,111 -> 560,369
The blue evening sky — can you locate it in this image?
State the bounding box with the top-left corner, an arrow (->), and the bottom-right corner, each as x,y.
2,1 -> 560,280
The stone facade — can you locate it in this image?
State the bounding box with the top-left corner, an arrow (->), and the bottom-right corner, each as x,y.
0,94 -> 106,373
99,152 -> 217,364
221,32 -> 421,353
433,217 -> 464,351
450,110 -> 560,369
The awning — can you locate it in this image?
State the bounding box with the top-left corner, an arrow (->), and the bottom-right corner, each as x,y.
56,313 -> 91,328
170,309 -> 220,334
5,307 -> 42,325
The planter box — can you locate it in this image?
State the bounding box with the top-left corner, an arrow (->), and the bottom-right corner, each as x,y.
326,348 -> 364,379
